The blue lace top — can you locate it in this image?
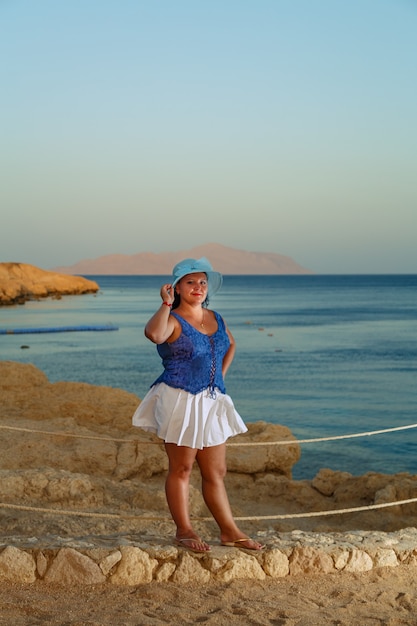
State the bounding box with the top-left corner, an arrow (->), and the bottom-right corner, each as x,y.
151,311 -> 230,397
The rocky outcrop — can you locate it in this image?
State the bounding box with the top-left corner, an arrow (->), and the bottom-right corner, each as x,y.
0,361 -> 416,586
0,361 -> 300,481
0,263 -> 99,305
1,361 -> 416,539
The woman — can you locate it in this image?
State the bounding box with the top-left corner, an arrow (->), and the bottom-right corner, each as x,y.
132,257 -> 264,553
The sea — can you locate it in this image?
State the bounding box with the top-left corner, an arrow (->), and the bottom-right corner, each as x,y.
1,274 -> 416,480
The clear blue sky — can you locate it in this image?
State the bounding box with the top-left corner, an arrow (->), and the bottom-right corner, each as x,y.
1,0 -> 416,273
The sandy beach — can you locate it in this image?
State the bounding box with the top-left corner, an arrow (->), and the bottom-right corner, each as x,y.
1,564 -> 417,625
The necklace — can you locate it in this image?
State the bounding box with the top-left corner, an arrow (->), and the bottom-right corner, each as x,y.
201,308 -> 205,328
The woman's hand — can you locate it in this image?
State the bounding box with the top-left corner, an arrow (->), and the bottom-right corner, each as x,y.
160,283 -> 174,306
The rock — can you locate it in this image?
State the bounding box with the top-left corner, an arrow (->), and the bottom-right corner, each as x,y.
227,421 -> 300,477
155,561 -> 177,582
344,549 -> 373,573
0,528 -> 417,585
99,550 -> 122,575
0,546 -> 37,583
171,552 -> 211,584
311,468 -> 353,496
372,548 -> 399,568
261,549 -> 290,578
334,550 -> 350,570
44,548 -> 106,585
213,551 -> 266,582
109,546 -> 158,585
36,551 -> 48,578
0,262 -> 99,305
289,546 -> 335,575
1,360 -> 48,388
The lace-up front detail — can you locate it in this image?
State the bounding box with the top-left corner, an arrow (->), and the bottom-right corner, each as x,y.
207,336 -> 217,399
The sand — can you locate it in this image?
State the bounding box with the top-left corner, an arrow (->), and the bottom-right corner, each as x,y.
0,564 -> 416,625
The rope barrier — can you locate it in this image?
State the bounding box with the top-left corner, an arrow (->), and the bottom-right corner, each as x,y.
230,497 -> 417,521
0,502 -> 161,521
0,424 -> 133,444
1,422 -> 416,446
1,497 -> 416,521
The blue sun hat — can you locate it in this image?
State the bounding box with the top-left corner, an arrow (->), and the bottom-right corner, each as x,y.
171,257 -> 223,298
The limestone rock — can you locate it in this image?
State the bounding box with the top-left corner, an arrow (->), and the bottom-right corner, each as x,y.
0,262 -> 99,305
262,548 -> 290,578
110,546 -> 158,585
155,561 -> 176,582
227,421 -> 300,477
0,546 -> 37,583
1,361 -> 49,388
0,469 -> 104,508
334,550 -> 351,570
311,468 -> 353,496
36,551 -> 48,578
99,550 -> 122,575
289,546 -> 335,576
344,549 -> 373,573
372,548 -> 399,568
214,551 -> 266,582
0,527 -> 416,585
171,552 -> 211,584
0,361 -> 167,480
44,548 -> 106,585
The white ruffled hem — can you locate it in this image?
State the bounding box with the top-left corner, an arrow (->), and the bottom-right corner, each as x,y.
132,382 -> 247,449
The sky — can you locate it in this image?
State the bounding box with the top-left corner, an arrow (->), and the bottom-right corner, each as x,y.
1,0 -> 416,274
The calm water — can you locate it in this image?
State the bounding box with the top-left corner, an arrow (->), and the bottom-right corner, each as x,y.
1,274 -> 417,479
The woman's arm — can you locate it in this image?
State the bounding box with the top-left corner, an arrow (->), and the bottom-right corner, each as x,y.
144,283 -> 176,344
222,327 -> 236,378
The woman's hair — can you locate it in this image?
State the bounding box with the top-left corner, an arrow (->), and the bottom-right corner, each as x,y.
172,291 -> 181,310
172,275 -> 209,310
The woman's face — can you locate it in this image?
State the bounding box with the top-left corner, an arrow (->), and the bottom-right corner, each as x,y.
176,272 -> 208,304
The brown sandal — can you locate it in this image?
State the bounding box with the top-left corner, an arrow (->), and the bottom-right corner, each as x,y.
174,537 -> 211,553
221,538 -> 265,551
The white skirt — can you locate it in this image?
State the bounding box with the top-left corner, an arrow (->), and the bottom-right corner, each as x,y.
132,382 -> 247,449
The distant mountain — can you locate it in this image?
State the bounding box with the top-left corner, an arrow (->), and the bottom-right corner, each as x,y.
53,243 -> 313,275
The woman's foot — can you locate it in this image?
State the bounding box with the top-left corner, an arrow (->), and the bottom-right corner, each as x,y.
220,537 -> 265,551
174,534 -> 211,553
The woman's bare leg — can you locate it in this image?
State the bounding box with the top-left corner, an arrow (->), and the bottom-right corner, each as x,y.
196,444 -> 263,550
164,443 -> 210,551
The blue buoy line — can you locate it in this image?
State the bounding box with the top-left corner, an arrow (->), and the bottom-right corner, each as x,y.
0,324 -> 119,335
